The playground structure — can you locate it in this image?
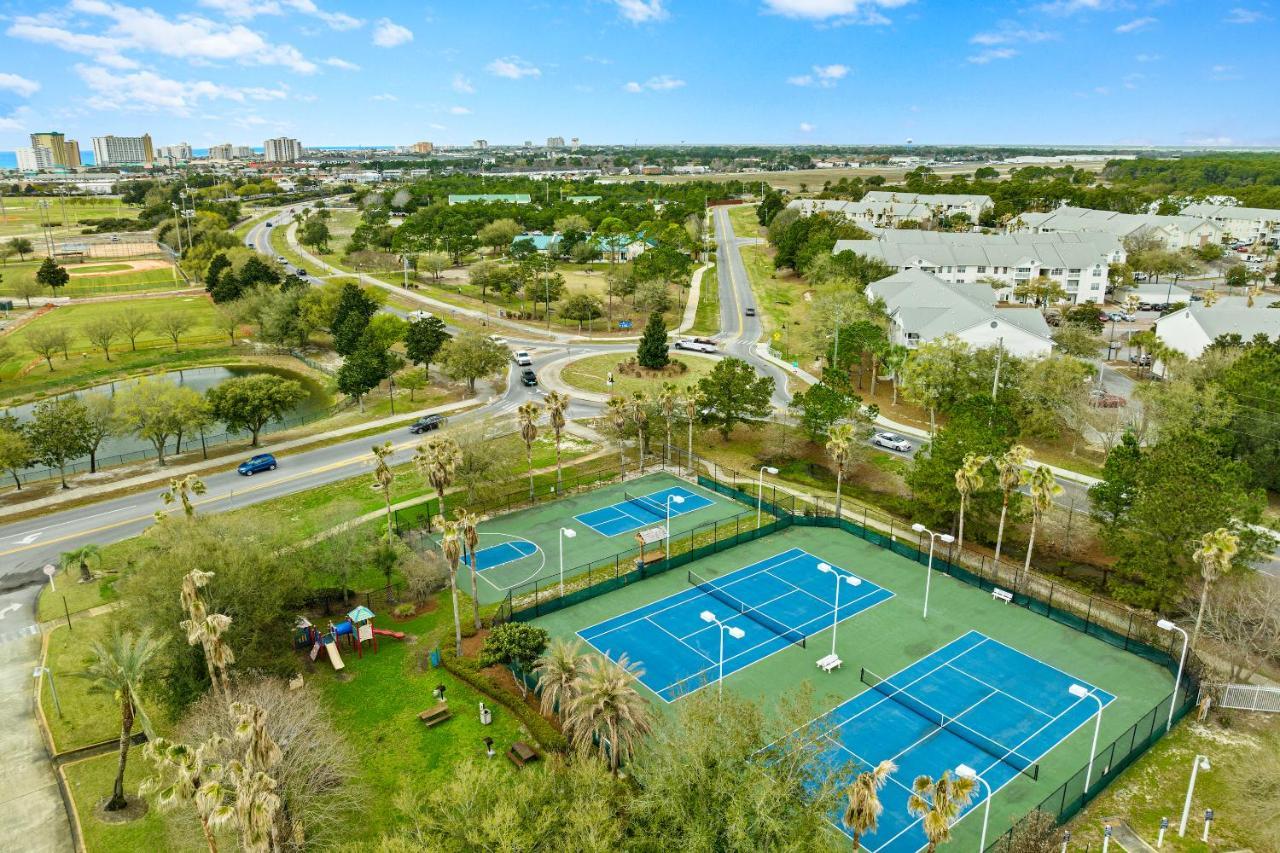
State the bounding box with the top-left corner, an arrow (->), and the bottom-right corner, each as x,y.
295,607 -> 405,671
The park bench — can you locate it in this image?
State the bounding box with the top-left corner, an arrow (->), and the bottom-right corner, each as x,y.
418,703 -> 452,727
991,587 -> 1013,604
816,653 -> 843,673
506,741 -> 540,769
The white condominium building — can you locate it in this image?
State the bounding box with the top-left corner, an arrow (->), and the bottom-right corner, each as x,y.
860,191 -> 994,221
1012,205 -> 1220,251
263,137 -> 303,162
833,229 -> 1124,306
91,134 -> 154,167
1180,202 -> 1280,245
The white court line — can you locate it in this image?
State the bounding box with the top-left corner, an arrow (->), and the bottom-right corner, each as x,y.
942,661 -> 1055,721
644,614 -> 717,666
820,731 -> 918,801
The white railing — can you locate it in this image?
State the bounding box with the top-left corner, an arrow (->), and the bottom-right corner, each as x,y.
1219,683 -> 1280,713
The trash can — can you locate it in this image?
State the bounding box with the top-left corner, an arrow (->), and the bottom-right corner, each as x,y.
429,648 -> 441,668
479,702 -> 492,725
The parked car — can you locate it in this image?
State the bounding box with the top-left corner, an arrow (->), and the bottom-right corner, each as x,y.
513,350 -> 533,366
409,414 -> 445,434
276,256 -> 287,263
488,334 -> 508,346
296,268 -> 308,277
1106,311 -> 1135,323
408,310 -> 433,321
520,368 -> 538,386
1129,353 -> 1152,366
237,453 -> 277,476
1088,389 -> 1127,409
871,432 -> 913,453
675,338 -> 717,353
744,307 -> 756,317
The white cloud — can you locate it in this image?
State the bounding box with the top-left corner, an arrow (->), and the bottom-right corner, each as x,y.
1135,52 -> 1160,62
371,93 -> 397,101
74,63 -> 288,115
789,63 -> 850,87
448,105 -> 471,114
1225,7 -> 1269,24
372,18 -> 413,47
197,0 -> 270,19
970,23 -> 1055,45
487,56 -> 541,79
1114,17 -> 1156,33
761,0 -> 911,24
623,74 -> 685,92
0,72 -> 41,97
1036,0 -> 1116,15
198,0 -> 361,29
283,0 -> 362,30
452,73 -> 475,94
967,47 -> 1018,64
5,17 -> 138,69
798,121 -> 815,132
1210,64 -> 1241,80
324,57 -> 360,71
611,0 -> 668,23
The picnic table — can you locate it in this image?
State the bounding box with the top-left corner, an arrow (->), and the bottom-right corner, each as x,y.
418,703 -> 452,727
506,741 -> 539,768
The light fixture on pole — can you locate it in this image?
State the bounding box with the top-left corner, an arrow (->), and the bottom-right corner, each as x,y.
911,523 -> 954,620
1157,618 -> 1189,732
816,562 -> 860,658
757,465 -> 779,526
1069,684 -> 1104,793
665,494 -> 685,544
1178,755 -> 1210,836
955,764 -> 991,852
558,527 -> 577,597
33,666 -> 62,717
699,610 -> 745,713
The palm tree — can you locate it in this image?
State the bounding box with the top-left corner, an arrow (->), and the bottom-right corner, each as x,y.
455,508 -> 483,631
517,401 -> 541,500
682,386 -> 704,474
630,392 -> 649,472
907,770 -> 977,852
60,543 -> 101,583
80,628 -> 163,811
370,441 -> 396,542
1191,527 -> 1240,648
954,453 -> 990,558
842,759 -> 899,850
533,636 -> 588,718
825,423 -> 856,519
882,344 -> 909,406
439,519 -> 465,656
544,390 -> 570,490
563,653 -> 653,774
1130,329 -> 1157,378
993,445 -> 1031,565
1021,465 -> 1062,583
160,473 -> 207,520
413,435 -> 461,532
179,569 -> 235,704
657,382 -> 679,466
141,736 -> 233,853
606,394 -> 629,476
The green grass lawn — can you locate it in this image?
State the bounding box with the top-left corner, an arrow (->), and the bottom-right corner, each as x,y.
560,351 -> 716,395
689,263 -> 720,336
727,204 -> 763,240
268,220 -> 314,271
1,259 -> 183,299
37,569 -> 121,622
63,752 -> 204,853
0,196 -> 138,240
739,243 -> 805,357
41,617 -> 149,751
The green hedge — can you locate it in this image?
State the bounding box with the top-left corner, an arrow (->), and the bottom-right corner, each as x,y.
440,652 -> 568,752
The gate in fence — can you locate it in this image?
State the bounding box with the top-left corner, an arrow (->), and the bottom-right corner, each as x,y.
1219,683 -> 1280,713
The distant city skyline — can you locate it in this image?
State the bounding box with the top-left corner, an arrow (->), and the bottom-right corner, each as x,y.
1,0 -> 1277,150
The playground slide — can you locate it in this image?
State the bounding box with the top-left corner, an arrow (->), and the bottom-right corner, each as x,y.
324,639 -> 346,670
371,628 -> 406,640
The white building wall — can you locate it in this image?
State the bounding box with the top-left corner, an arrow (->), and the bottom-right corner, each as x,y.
1154,309 -> 1213,360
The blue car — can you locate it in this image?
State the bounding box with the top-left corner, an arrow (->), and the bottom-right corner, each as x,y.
237,453 -> 277,476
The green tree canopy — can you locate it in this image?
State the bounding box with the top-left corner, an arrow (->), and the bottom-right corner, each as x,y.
206,374 -> 308,447
696,357 -> 775,439
636,312 -> 670,369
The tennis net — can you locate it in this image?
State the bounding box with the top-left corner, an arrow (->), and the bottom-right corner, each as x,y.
624,490 -> 671,519
688,570 -> 806,649
859,668 -> 1039,780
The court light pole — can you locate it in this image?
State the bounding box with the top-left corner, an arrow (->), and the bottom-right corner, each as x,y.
757,465 -> 779,527
700,611 -> 745,716
1157,618 -> 1189,732
558,527 -> 577,598
955,764 -> 991,852
911,523 -> 954,620
665,494 -> 686,544
1178,755 -> 1211,836
816,562 -> 861,657
1069,684 -> 1104,793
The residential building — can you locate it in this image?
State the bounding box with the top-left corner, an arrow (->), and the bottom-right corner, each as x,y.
91,133 -> 155,167
14,147 -> 42,171
208,143 -> 235,161
512,232 -> 561,253
860,191 -> 994,222
64,139 -> 82,168
1012,205 -> 1220,250
567,195 -> 602,204
157,142 -> 193,161
571,137 -> 580,148
867,268 -> 1054,357
594,232 -> 656,262
410,141 -> 434,154
833,229 -> 1124,305
473,139 -> 489,149
1155,296 -> 1280,360
29,132 -> 80,169
788,197 -> 935,228
447,193 -> 531,205
263,137 -> 303,162
547,136 -> 565,148
1179,202 -> 1280,245
232,145 -> 255,159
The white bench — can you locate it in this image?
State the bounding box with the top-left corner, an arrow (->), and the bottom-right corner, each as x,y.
816,653 -> 843,672
991,587 -> 1013,604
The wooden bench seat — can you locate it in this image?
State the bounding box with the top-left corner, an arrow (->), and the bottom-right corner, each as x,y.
506,740 -> 540,768
418,703 -> 452,727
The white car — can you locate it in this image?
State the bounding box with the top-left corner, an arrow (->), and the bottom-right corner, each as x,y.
872,432 -> 913,453
488,334 -> 508,346
674,338 -> 717,353
408,310 -> 433,322
513,350 -> 533,366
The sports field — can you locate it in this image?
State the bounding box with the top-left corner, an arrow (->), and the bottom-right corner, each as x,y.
428,471 -> 751,605
529,523 -> 1175,850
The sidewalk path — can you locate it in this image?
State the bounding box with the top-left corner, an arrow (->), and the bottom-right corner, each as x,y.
673,262 -> 710,335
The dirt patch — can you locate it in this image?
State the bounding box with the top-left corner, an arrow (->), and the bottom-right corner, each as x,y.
615,357 -> 690,379
94,795 -> 149,824
390,598 -> 438,621
68,259 -> 171,277
488,656 -> 564,734
461,625 -> 488,658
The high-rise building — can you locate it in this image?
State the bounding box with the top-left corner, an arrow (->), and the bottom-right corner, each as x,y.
547,136 -> 565,148
263,137 -> 303,162
571,137 -> 580,149
233,145 -> 255,159
91,134 -> 154,167
473,139 -> 488,149
207,143 -> 234,161
410,141 -> 434,154
157,142 -> 193,161
29,132 -> 81,169
15,147 -> 41,171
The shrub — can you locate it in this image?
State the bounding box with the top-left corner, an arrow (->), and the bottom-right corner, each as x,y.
401,548 -> 449,603
441,652 -> 567,751
478,623 -> 550,668
392,602 -> 416,618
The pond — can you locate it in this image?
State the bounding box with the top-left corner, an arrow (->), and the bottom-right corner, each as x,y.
4,364 -> 332,478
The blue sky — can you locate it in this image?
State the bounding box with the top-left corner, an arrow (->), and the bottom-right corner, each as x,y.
0,0 -> 1276,150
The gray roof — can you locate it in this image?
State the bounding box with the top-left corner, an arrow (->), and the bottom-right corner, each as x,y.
1180,202 -> 1280,224
835,229 -> 1119,269
867,269 -> 1053,341
1016,205 -> 1217,238
861,191 -> 994,209
1180,297 -> 1280,341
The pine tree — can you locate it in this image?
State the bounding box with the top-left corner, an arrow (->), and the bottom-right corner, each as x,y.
636,312 -> 670,369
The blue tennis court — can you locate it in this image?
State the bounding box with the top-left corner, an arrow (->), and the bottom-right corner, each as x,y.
472,539 -> 538,572
578,548 -> 895,701
806,630 -> 1115,853
573,485 -> 714,537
